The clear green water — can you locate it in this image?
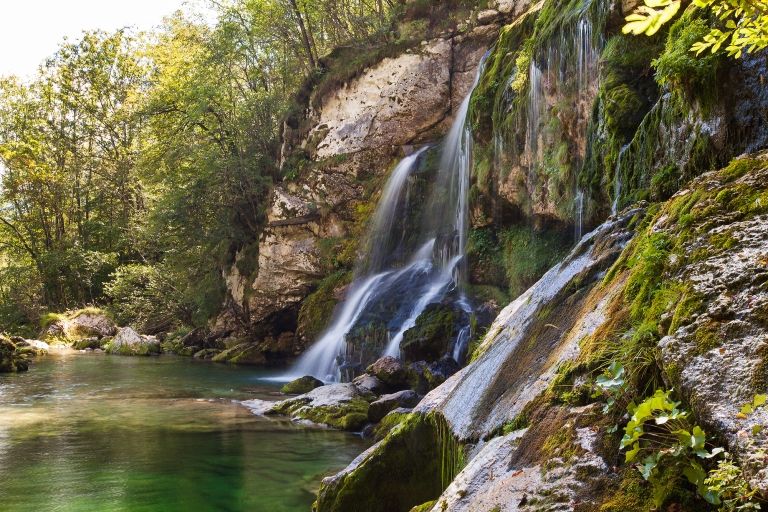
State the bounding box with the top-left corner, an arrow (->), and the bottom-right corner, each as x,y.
0,352 -> 369,512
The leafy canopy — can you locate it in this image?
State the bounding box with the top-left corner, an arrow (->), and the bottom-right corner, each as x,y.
624,0 -> 768,58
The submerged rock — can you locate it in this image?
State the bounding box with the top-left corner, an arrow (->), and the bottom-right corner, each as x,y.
281,375 -> 325,394
211,342 -> 266,365
106,327 -> 161,356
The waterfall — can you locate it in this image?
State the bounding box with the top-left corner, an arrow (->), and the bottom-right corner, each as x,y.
284,54 -> 489,382
574,189 -> 585,240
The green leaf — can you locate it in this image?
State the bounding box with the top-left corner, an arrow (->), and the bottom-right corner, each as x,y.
626,442 -> 641,462
753,394 -> 767,408
691,425 -> 707,451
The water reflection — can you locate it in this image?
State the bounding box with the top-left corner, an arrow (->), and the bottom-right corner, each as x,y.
0,352 -> 368,512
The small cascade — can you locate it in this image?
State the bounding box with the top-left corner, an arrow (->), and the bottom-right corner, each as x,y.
574,188 -> 585,240
525,62 -> 544,174
611,143 -> 630,216
285,54 -> 489,382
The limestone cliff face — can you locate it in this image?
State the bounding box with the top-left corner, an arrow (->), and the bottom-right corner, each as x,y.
215,3 -> 519,356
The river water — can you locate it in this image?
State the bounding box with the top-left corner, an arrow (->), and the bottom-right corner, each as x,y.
0,352 -> 368,511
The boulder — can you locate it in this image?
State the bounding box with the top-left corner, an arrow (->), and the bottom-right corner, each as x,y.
106,327 -> 161,356
352,373 -> 386,395
41,309 -> 116,342
269,383 -> 372,431
400,303 -> 457,363
281,375 -> 325,394
0,335 -> 28,372
407,359 -> 460,394
10,337 -> 49,355
366,356 -> 409,390
67,311 -> 116,338
368,390 -> 420,423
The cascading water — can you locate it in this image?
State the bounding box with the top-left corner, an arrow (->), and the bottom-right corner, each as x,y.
285,55 -> 489,382
574,189 -> 585,240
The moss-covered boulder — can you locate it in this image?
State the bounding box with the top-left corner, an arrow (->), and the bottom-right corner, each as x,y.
41,308 -> 116,342
366,356 -> 409,390
0,335 -> 29,372
281,375 -> 325,394
105,327 -> 161,356
315,413 -> 457,512
400,304 -> 457,363
270,383 -> 373,431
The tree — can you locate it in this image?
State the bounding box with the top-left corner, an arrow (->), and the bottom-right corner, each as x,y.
624,0 -> 768,58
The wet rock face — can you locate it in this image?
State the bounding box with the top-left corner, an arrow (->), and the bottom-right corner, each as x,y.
418,207 -> 642,440
654,159 -> 768,495
432,407 -> 611,512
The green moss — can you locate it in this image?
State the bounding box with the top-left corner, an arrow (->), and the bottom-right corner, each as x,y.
39,312 -> 65,329
274,396 -> 371,432
501,413 -> 529,434
650,163 -> 681,200
400,303 -> 456,362
652,14 -> 721,102
465,285 -> 509,307
281,375 -> 324,394
72,338 -> 105,350
0,335 -> 29,373
316,413 -> 452,512
693,321 -> 722,355
721,156 -> 764,182
669,287 -> 703,333
598,470 -> 653,512
500,225 -> 572,300
297,271 -> 351,342
372,409 -> 412,441
408,501 -> 437,512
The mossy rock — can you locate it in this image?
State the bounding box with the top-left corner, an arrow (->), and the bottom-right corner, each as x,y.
400,303 -> 457,363
0,335 -> 29,373
211,342 -> 266,365
281,375 -> 325,394
72,337 -> 105,350
105,327 -> 161,356
315,413 -> 448,512
271,383 -> 372,431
